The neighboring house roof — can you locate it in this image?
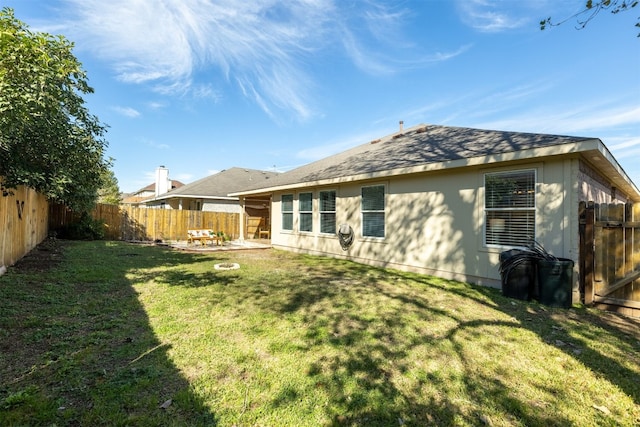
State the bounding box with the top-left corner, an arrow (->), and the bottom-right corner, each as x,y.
121,180 -> 185,204
152,167 -> 280,202
232,123 -> 640,201
120,195 -> 149,205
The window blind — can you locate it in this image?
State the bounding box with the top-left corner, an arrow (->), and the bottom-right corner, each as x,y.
485,170 -> 535,247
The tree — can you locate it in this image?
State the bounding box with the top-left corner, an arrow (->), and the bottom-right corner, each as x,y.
540,0 -> 639,37
97,167 -> 122,205
0,8 -> 111,212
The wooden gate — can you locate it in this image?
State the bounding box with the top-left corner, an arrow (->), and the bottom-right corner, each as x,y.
579,202 -> 640,317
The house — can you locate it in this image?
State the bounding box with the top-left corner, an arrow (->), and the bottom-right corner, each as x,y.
232,123 -> 640,300
145,167 -> 279,212
121,166 -> 184,206
145,167 -> 280,238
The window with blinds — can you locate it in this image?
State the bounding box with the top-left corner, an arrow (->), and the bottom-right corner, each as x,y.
319,190 -> 336,234
362,185 -> 385,238
484,170 -> 536,247
299,192 -> 313,232
282,194 -> 293,231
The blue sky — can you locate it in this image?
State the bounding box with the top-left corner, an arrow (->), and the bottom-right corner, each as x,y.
5,0 -> 640,194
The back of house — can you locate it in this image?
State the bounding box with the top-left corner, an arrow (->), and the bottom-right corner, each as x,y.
233,123 -> 640,304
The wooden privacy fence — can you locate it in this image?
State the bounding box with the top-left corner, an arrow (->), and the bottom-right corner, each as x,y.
50,204 -> 240,242
0,184 -> 49,268
579,201 -> 640,317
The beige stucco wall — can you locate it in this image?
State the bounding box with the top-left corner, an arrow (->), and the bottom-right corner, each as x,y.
269,158 -> 582,298
202,199 -> 241,213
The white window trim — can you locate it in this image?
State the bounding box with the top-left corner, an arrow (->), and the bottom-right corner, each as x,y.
281,193 -> 294,232
361,183 -> 386,239
319,189 -> 337,235
483,168 -> 537,249
298,191 -> 313,233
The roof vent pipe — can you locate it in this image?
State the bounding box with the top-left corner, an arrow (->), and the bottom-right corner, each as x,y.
399,120 -> 404,134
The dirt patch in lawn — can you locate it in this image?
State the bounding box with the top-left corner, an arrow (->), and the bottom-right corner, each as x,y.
12,237 -> 68,273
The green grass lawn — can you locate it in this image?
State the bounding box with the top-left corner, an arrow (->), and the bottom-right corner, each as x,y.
1,240 -> 638,426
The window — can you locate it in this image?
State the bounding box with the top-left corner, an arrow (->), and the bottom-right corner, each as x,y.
319,190 -> 336,234
362,185 -> 385,238
282,194 -> 293,231
299,192 -> 313,232
485,170 -> 536,247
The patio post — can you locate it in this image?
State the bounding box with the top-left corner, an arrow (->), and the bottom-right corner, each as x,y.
238,196 -> 245,242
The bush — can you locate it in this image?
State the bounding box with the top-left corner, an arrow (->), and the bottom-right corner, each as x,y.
60,212 -> 105,240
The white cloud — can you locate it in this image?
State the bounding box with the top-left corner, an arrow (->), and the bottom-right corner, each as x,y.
474,103 -> 640,136
338,3 -> 470,76
61,0 -> 331,120
455,0 -> 540,32
146,101 -> 168,110
174,172 -> 195,182
143,170 -> 156,183
112,106 -> 141,118
296,127 -> 390,162
609,136 -> 640,151
55,0 -> 455,120
141,138 -> 170,150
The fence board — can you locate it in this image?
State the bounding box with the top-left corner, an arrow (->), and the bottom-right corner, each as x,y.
1,183 -> 49,268
581,202 -> 640,317
594,211 -> 604,284
82,205 -> 241,242
623,204 -> 632,302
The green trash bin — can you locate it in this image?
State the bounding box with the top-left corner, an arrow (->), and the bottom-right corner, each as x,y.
537,258 -> 574,308
499,249 -> 536,301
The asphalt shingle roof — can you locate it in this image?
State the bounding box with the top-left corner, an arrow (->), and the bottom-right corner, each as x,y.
158,167 -> 280,199
238,124 -> 593,192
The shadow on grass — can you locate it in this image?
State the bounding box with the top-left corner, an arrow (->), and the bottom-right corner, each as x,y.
3,242 -> 637,426
154,269 -> 240,288
234,255 -> 639,426
0,240 -> 219,426
408,272 -> 640,406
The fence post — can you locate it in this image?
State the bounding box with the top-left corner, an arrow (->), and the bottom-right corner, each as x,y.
580,201 -> 595,305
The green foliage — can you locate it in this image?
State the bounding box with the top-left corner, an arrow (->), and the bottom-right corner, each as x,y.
1,386 -> 38,410
0,8 -> 111,212
97,166 -> 121,205
60,212 -> 105,240
540,0 -> 639,36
